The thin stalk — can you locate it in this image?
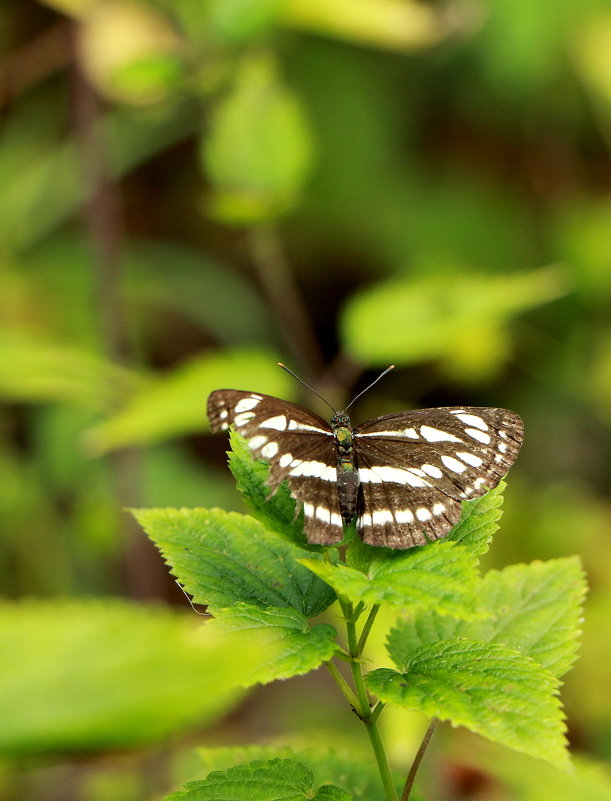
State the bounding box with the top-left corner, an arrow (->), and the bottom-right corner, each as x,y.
324,660 -> 359,710
356,604 -> 380,656
345,617 -> 398,801
400,718 -> 439,801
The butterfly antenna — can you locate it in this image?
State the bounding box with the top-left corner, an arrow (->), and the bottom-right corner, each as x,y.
344,365 -> 395,411
277,363 -> 337,413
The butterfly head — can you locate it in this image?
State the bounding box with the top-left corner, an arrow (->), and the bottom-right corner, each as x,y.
331,411 -> 351,429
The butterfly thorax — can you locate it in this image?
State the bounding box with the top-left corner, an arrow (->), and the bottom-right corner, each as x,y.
331,411 -> 359,526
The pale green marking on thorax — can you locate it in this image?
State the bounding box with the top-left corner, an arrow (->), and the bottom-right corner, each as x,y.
333,424 -> 355,473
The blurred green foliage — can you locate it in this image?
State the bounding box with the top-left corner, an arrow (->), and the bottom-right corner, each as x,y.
2,0 -> 611,799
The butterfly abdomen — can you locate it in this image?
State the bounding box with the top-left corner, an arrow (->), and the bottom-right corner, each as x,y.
334,423 -> 359,526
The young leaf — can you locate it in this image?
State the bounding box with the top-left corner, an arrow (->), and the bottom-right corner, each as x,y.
197,746 -> 402,801
228,428 -> 308,547
168,758 -> 351,800
133,507 -> 335,617
301,541 -> 481,619
387,557 -> 585,678
447,483 -> 505,556
366,639 -> 569,770
207,604 -> 337,685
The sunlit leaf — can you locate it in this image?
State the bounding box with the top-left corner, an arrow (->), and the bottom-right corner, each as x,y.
0,600 -> 250,755
366,639 -> 569,769
134,507 -> 336,616
84,348 -> 293,453
207,604 -> 337,685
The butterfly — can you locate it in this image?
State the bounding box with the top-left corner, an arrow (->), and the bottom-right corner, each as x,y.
207,371 -> 523,549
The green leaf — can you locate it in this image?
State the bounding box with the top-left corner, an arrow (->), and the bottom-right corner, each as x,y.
0,600 -> 250,756
207,604 -> 337,685
0,333 -> 139,411
85,348 -> 293,453
447,483 -> 505,556
387,557 -> 586,679
197,746 -> 403,801
301,541 -> 481,619
133,507 -> 336,616
366,639 -> 569,769
169,758 -> 351,800
228,428 -> 308,547
341,267 -> 566,372
203,55 -> 313,223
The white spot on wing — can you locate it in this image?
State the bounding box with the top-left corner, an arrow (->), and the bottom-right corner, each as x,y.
248,435 -> 267,450
466,428 -> 491,444
395,509 -> 414,523
455,413 -> 488,431
498,443 -> 507,453
359,466 -> 429,487
279,453 -> 293,468
441,455 -> 467,473
432,503 -> 446,515
422,463 -> 443,479
330,512 -> 343,527
235,397 -> 260,413
315,506 -> 331,523
290,460 -> 335,479
288,419 -> 331,434
235,411 -> 255,427
456,451 -> 483,468
219,409 -> 228,420
357,428 -> 418,439
261,441 -> 278,458
416,507 -> 432,521
260,415 -> 287,431
420,425 -> 461,443
372,509 -> 394,525
303,502 -> 314,517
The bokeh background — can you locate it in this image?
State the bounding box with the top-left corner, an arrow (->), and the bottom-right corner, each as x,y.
2,1 -> 611,799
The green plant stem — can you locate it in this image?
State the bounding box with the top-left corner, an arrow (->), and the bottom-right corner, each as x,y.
356,604 -> 380,656
400,718 -> 439,801
344,613 -> 398,801
324,660 -> 359,710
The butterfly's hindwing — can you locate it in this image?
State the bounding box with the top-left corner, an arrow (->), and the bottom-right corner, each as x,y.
207,390 -> 343,544
208,390 -> 524,550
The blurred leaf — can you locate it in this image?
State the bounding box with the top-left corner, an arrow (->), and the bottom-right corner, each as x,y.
197,746 -> 403,801
552,200 -> 611,298
0,334 -> 139,411
203,54 -> 314,223
458,744 -> 611,801
79,2 -> 184,105
169,759 -> 351,801
573,13 -> 611,107
388,557 -> 586,679
125,240 -> 277,346
341,267 -> 567,378
301,541 -> 481,618
281,0 -> 445,51
0,99 -> 198,252
84,348 -> 293,453
0,600 -> 250,755
228,428 -> 308,547
207,604 -> 337,685
134,507 -> 336,616
366,639 -> 569,769
208,0 -> 287,42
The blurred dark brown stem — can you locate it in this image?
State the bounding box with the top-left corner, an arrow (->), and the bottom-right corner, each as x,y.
401,718 -> 438,801
71,24 -> 165,599
0,21 -> 71,107
248,223 -> 324,376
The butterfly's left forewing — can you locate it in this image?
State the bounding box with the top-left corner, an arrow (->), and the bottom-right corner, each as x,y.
207,390 -> 343,545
